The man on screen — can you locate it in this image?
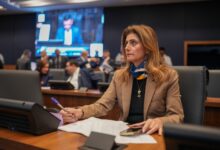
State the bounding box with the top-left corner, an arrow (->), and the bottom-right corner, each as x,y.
56,14 -> 84,46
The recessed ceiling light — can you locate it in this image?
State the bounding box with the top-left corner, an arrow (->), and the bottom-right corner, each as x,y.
0,5 -> 6,11
19,1 -> 52,7
68,0 -> 101,3
19,0 -> 101,7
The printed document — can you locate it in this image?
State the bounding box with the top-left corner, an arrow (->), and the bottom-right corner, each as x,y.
58,117 -> 156,144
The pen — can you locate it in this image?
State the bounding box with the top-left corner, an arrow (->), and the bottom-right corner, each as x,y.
51,97 -> 70,113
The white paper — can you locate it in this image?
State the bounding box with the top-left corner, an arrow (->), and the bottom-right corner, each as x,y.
58,117 -> 157,144
115,134 -> 156,144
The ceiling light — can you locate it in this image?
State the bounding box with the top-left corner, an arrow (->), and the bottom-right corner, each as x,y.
19,1 -> 52,7
0,5 -> 6,10
68,0 -> 101,3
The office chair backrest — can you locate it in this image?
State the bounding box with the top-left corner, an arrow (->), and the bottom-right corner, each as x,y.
173,66 -> 207,125
164,123 -> 220,150
108,72 -> 114,83
94,71 -> 105,82
0,70 -> 43,105
207,69 -> 220,97
49,68 -> 66,80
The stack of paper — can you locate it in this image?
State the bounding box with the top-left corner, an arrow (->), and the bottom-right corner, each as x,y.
58,117 -> 156,144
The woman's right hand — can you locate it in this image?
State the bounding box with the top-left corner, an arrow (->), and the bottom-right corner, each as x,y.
60,108 -> 83,124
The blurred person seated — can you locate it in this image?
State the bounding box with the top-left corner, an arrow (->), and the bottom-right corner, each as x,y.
115,52 -> 126,69
77,50 -> 90,69
159,47 -> 173,66
89,57 -> 101,71
16,49 -> 32,70
115,51 -> 123,65
99,50 -> 114,74
50,49 -> 68,69
0,52 -> 4,69
86,57 -> 105,89
65,59 -> 92,89
37,60 -> 52,87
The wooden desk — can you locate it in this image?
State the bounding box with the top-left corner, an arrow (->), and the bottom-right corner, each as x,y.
204,97 -> 220,127
3,64 -> 16,70
0,128 -> 165,150
42,89 -> 220,127
42,89 -> 120,120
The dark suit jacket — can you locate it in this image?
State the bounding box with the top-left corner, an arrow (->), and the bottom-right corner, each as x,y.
78,69 -> 93,89
77,57 -> 89,68
56,26 -> 83,45
40,74 -> 53,87
81,68 -> 184,124
68,68 -> 93,89
50,56 -> 68,69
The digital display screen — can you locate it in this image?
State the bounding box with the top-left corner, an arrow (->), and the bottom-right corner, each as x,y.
35,8 -> 104,57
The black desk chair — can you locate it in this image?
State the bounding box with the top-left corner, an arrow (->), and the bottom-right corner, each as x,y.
108,72 -> 114,83
174,66 -> 207,125
0,70 -> 43,105
94,71 -> 106,82
207,69 -> 220,97
164,123 -> 220,150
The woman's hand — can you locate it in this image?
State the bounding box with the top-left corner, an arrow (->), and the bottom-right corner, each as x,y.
129,118 -> 163,135
60,108 -> 83,124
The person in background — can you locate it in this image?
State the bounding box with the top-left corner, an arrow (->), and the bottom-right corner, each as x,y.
37,60 -> 52,87
50,49 -> 68,69
159,47 -> 173,66
115,51 -> 126,69
36,50 -> 50,67
56,14 -> 83,46
0,53 -> 4,69
77,50 -> 90,69
89,57 -> 101,71
16,49 -> 32,70
39,50 -> 49,62
99,50 -> 114,74
65,59 -> 92,89
115,51 -> 123,65
60,25 -> 184,135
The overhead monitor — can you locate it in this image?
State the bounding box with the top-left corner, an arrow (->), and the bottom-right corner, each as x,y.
90,43 -> 103,57
35,8 -> 104,57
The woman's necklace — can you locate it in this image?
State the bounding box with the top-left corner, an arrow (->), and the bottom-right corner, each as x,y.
137,80 -> 145,98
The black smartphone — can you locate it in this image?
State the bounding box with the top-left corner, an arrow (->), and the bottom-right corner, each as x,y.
120,128 -> 142,136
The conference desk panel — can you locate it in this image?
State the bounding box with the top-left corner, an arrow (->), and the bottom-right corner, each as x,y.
0,128 -> 165,150
42,89 -> 220,127
42,89 -> 120,120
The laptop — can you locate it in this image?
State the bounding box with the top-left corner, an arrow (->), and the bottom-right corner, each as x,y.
49,80 -> 74,90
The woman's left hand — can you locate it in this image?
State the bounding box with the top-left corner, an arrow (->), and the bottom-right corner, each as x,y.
129,118 -> 163,135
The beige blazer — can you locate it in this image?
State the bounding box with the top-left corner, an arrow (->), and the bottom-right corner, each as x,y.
81,68 -> 184,123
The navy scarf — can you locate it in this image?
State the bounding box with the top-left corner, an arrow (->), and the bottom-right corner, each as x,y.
130,61 -> 148,80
